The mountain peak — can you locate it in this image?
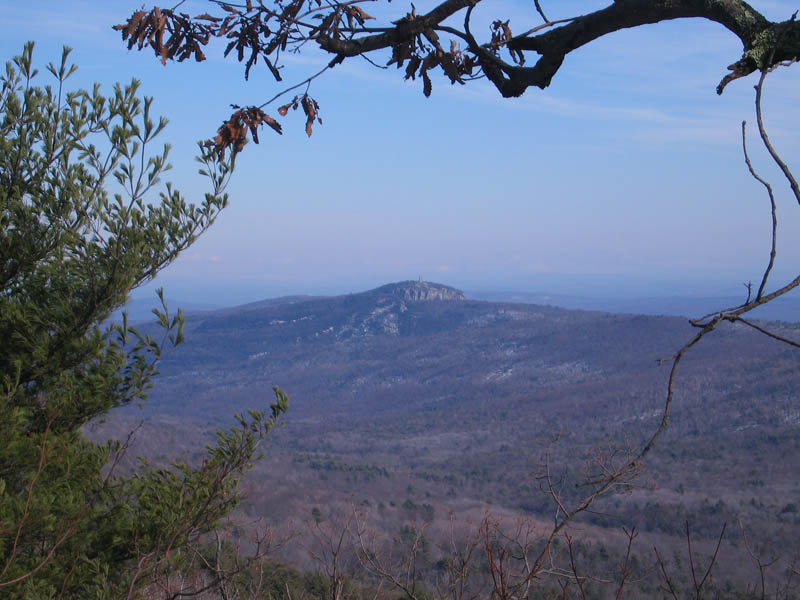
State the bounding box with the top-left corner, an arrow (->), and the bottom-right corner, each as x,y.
372,280 -> 465,302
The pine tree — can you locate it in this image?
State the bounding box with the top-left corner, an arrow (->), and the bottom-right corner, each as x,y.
0,42 -> 287,598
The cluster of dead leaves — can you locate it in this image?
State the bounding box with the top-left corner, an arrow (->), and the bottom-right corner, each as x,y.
114,3 -> 479,142
205,93 -> 322,159
278,94 -> 323,138
389,31 -> 476,97
216,2 -> 294,81
114,1 -> 309,80
310,3 -> 375,38
115,3 -> 329,143
383,5 -> 476,96
206,106 -> 282,160
490,20 -> 525,65
113,8 -> 212,64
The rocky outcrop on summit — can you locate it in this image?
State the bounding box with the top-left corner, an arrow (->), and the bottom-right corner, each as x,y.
374,280 -> 465,302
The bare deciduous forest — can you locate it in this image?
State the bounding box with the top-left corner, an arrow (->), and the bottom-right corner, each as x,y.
89,278 -> 800,598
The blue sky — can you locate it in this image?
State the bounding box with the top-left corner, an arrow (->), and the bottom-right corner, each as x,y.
3,1 -> 800,304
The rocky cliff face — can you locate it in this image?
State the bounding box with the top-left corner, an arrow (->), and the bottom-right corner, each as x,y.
374,280 -> 465,302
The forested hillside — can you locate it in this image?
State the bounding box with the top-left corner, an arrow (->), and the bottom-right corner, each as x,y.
91,280 -> 800,596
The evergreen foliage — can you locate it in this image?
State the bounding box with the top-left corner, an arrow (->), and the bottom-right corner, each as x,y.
0,42 -> 288,598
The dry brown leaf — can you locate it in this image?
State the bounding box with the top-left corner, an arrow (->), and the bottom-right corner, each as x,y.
353,6 -> 375,21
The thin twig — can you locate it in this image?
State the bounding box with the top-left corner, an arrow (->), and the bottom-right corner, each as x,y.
615,526 -> 637,600
654,547 -> 679,600
258,63 -> 331,109
741,121 -> 778,300
697,522 -> 726,594
510,17 -> 574,43
738,518 -> 781,600
732,316 -> 800,347
754,19 -> 800,207
686,521 -> 700,595
565,533 -> 588,600
360,53 -> 388,69
533,0 -> 550,23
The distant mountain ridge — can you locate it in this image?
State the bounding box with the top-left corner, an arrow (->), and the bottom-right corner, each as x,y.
470,289 -> 800,322
122,281 -> 799,325
185,280 -> 472,342
141,278 -> 800,425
